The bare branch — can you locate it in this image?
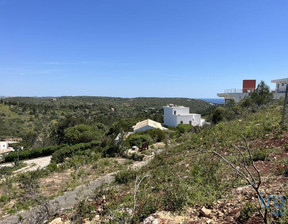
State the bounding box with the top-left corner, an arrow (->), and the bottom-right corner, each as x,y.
133,174 -> 151,217
231,144 -> 256,187
199,138 -> 268,224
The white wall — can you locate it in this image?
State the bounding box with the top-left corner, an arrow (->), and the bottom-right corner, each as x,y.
173,107 -> 190,115
275,83 -> 287,93
163,106 -> 204,127
176,114 -> 201,126
0,142 -> 8,150
163,107 -> 178,127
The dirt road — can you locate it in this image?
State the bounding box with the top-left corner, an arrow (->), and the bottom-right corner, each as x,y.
0,156 -> 52,173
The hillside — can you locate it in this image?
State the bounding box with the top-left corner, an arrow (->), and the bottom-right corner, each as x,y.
0,97 -> 211,141
59,103 -> 287,224
0,99 -> 287,223
53,102 -> 287,224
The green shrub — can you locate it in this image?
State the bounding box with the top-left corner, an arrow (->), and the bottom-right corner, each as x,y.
134,199 -> 158,222
51,141 -> 101,163
237,202 -> 256,223
126,134 -> 152,148
163,181 -> 187,212
63,124 -> 105,144
114,169 -> 137,184
145,129 -> 166,142
3,145 -> 66,162
103,145 -> 121,157
0,166 -> 13,177
176,124 -> 194,135
0,194 -> 8,203
46,162 -> 58,172
212,107 -> 225,124
128,153 -> 144,161
240,97 -> 254,108
252,149 -> 269,161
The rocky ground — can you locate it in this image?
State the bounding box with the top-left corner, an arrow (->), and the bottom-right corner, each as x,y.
47,136 -> 288,224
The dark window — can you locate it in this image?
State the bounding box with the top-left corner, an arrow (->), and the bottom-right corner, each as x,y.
180,121 -> 183,124
189,121 -> 192,125
174,111 -> 176,115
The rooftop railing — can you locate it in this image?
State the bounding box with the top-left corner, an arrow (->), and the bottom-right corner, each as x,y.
224,88 -> 255,93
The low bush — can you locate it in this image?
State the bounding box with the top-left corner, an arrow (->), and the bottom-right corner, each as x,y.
114,169 -> 137,184
176,124 -> 195,135
237,202 -> 256,223
51,140 -> 101,163
103,144 -> 122,157
127,153 -> 144,161
3,145 -> 66,162
252,149 -> 269,161
145,129 -> 166,142
126,134 -> 152,148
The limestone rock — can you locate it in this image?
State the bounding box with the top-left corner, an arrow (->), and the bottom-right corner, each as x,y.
49,218 -> 63,224
200,207 -> 212,218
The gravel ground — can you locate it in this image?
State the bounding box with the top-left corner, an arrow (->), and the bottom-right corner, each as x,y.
0,156 -> 52,172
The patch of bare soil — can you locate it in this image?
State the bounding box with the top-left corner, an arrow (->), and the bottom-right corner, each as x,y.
39,169 -> 73,197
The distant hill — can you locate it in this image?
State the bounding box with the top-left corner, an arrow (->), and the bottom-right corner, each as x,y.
0,96 -> 212,139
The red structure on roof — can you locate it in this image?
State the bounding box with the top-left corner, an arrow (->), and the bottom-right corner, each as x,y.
242,80 -> 256,93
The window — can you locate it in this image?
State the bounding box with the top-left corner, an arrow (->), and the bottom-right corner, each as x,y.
174,111 -> 176,115
180,121 -> 183,124
189,121 -> 192,125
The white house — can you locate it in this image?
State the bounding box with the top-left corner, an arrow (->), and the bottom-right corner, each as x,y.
133,119 -> 167,132
218,78 -> 288,104
163,104 -> 206,127
0,141 -> 8,151
0,141 -> 15,155
271,78 -> 288,99
217,80 -> 256,104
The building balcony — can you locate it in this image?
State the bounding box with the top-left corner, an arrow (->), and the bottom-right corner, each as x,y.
222,88 -> 255,93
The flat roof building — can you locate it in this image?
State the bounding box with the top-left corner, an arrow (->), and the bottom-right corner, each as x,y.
218,78 -> 288,104
163,104 -> 205,127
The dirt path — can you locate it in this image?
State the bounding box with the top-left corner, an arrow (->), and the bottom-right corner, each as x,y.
0,156 -> 52,173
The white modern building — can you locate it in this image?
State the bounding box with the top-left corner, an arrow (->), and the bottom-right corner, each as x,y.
133,119 -> 167,132
217,80 -> 256,104
218,78 -> 288,104
271,78 -> 288,99
163,104 -> 206,127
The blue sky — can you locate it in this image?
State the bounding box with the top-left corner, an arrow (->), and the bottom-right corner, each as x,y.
0,0 -> 287,98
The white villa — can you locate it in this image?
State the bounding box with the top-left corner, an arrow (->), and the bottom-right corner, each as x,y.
0,141 -> 15,155
218,78 -> 288,104
163,104 -> 206,127
133,119 -> 167,132
271,78 -> 288,99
